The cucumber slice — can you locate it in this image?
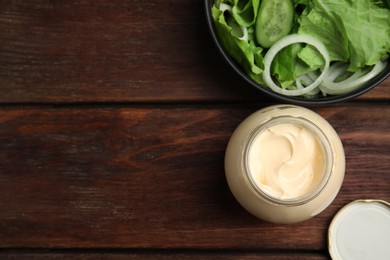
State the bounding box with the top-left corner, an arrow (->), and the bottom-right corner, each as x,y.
255,0 -> 294,48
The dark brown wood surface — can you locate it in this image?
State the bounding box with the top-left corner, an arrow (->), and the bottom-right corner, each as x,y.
1,0 -> 389,104
0,0 -> 389,259
0,251 -> 329,260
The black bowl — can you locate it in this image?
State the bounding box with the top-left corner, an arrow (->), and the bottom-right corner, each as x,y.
204,0 -> 390,106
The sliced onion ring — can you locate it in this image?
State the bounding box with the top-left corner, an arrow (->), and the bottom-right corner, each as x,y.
296,74 -> 321,96
322,62 -> 365,86
262,34 -> 330,96
239,25 -> 248,42
320,60 -> 388,95
218,3 -> 231,12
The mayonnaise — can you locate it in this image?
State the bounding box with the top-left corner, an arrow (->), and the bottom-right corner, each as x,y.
248,123 -> 325,200
225,105 -> 345,223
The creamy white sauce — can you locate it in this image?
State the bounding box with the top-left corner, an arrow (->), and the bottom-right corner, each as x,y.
248,123 -> 325,199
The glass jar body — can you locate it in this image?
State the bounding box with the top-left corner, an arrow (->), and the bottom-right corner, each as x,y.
225,105 -> 345,224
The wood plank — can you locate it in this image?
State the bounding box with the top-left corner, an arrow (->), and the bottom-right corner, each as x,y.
0,0 -> 389,103
0,251 -> 329,260
0,104 -> 389,249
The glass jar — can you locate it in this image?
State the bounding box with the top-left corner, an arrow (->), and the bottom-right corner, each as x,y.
225,104 -> 345,224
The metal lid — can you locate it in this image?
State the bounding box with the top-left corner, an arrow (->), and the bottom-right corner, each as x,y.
328,200 -> 390,260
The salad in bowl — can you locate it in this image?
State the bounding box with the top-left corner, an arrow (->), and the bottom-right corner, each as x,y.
206,0 -> 390,104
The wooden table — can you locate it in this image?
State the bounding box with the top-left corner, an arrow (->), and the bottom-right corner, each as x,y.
1,1 -> 389,259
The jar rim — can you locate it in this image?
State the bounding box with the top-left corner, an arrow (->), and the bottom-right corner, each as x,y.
243,115 -> 334,206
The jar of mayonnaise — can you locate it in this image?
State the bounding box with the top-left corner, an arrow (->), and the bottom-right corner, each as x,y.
225,104 -> 345,224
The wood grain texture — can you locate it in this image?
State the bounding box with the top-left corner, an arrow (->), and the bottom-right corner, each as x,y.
0,252 -> 329,260
0,0 -> 255,103
0,104 -> 389,250
1,0 -> 389,257
0,0 -> 389,103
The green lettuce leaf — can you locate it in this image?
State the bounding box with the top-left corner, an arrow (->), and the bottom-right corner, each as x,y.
298,4 -> 349,62
272,44 -> 304,82
271,43 -> 324,84
298,45 -> 326,69
232,0 -> 260,27
298,0 -> 390,71
212,6 -> 264,79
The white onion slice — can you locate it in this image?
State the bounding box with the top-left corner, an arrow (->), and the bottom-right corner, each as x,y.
320,60 -> 387,95
322,62 -> 365,86
325,62 -> 348,82
262,34 -> 330,96
296,74 -> 321,96
218,3 -> 231,12
239,25 -> 248,42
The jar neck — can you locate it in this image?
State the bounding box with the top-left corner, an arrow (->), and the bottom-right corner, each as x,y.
243,116 -> 334,206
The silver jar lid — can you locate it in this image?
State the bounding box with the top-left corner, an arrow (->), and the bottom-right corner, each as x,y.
328,200 -> 390,260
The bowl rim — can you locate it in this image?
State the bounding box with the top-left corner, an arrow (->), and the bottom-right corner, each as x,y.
204,0 -> 390,106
